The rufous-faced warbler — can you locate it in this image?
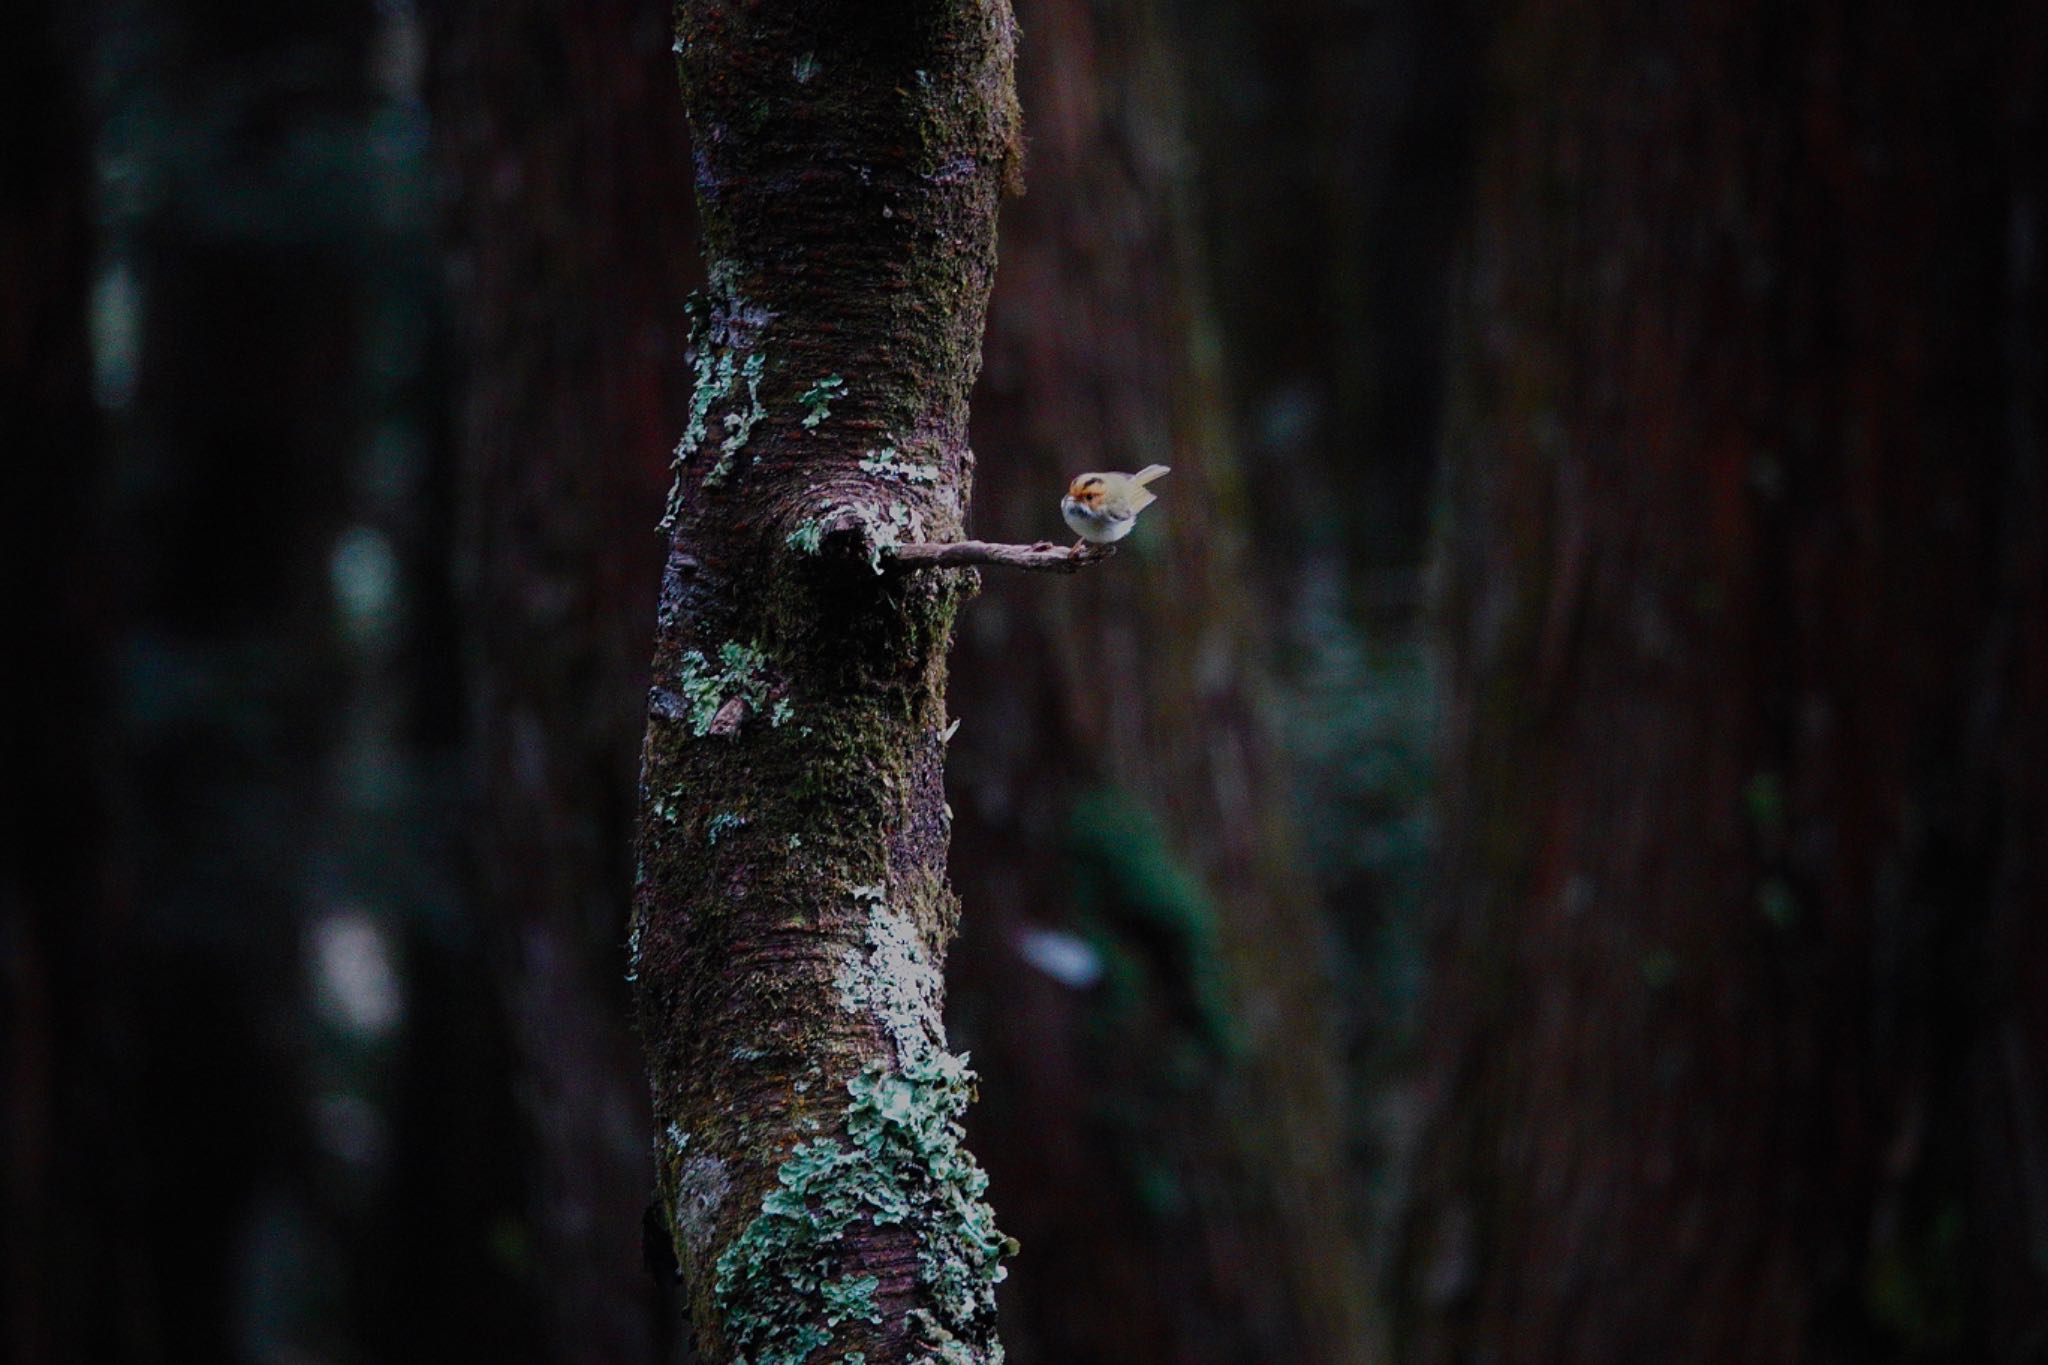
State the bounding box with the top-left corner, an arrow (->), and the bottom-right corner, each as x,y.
1060,464 -> 1170,550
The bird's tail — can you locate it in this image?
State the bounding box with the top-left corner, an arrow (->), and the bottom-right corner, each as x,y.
1132,463 -> 1171,487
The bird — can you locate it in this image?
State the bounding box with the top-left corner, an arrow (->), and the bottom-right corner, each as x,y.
1060,464 -> 1170,552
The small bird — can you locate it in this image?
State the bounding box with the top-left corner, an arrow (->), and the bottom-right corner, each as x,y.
1060,464 -> 1171,551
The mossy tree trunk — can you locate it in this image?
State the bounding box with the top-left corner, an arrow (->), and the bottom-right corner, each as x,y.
1397,3 -> 2048,1362
630,4 -> 1021,1362
425,2 -> 701,1360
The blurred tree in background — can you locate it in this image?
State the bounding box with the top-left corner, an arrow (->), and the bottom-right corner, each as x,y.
1175,0 -> 1473,1249
1397,4 -> 2048,1361
945,0 -> 1375,1358
3,6 -> 142,1359
6,1 -> 545,1360
425,1 -> 699,1358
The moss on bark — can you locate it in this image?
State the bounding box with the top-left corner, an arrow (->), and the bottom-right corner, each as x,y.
631,3 -> 1020,1360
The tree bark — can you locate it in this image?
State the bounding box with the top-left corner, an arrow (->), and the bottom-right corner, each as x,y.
631,5 -> 1022,1362
1398,3 -> 2048,1362
426,3 -> 701,1359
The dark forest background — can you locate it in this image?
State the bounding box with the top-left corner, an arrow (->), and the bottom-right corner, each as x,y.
5,1 -> 2046,1363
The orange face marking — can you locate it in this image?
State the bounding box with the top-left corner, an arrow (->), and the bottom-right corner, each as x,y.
1067,474 -> 1104,504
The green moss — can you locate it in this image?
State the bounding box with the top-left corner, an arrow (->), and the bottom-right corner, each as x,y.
1757,876 -> 1799,930
1743,771 -> 1787,836
1864,1202 -> 1965,1352
1065,787 -> 1238,1056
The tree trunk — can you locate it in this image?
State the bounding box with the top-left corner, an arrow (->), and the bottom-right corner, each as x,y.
631,4 -> 1021,1362
92,3 -> 378,1358
1179,0 -> 1477,581
0,8 -> 148,1361
1398,3 -> 2048,1362
425,3 -> 702,1359
940,0 -> 1377,1360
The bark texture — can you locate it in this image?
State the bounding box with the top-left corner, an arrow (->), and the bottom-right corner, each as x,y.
426,2 -> 701,1358
942,0 -> 1376,1360
631,4 -> 1022,1361
1398,3 -> 2048,1362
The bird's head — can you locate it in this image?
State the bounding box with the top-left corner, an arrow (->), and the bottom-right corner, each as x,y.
1066,473 -> 1108,512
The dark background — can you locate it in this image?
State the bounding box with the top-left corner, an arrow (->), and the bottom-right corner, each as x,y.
6,0 -> 2045,1362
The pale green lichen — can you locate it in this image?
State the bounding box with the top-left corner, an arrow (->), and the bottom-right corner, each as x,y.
659,264 -> 774,527
707,811 -> 749,845
821,1275 -> 881,1327
673,641 -> 791,738
837,891 -> 945,1063
799,375 -> 844,428
703,351 -> 768,490
680,343 -> 727,455
786,520 -> 827,556
859,446 -> 940,485
784,497 -> 922,572
660,303 -> 723,528
710,888 -> 1011,1363
711,1053 -> 1009,1365
862,501 -> 923,573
